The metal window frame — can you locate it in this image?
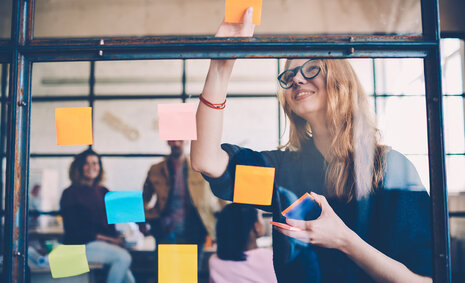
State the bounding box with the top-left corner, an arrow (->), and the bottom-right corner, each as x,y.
0,0 -> 451,282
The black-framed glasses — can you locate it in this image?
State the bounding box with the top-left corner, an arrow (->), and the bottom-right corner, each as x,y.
277,60 -> 321,89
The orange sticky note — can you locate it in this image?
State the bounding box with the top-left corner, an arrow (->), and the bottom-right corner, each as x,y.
157,103 -> 197,141
158,245 -> 197,283
55,107 -> 93,145
225,0 -> 262,25
233,165 -> 275,205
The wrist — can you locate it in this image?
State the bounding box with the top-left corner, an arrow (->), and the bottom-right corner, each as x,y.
210,59 -> 235,80
339,228 -> 359,255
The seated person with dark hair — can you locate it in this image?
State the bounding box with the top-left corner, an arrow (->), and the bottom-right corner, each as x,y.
60,149 -> 135,283
209,203 -> 277,283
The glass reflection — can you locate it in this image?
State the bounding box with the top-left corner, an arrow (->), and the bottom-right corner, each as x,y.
25,57 -> 447,282
34,0 -> 422,38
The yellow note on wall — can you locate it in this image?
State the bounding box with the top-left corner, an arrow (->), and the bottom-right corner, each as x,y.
159,245 -> 197,283
48,245 -> 90,278
233,165 -> 275,205
55,107 -> 93,145
225,0 -> 263,25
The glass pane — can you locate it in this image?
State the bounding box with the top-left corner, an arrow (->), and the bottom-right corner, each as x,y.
30,101 -> 89,154
441,39 -> 464,95
27,156 -> 162,229
406,154 -> 430,193
446,156 -> 465,193
101,157 -> 163,191
188,97 -> 279,151
31,62 -> 91,96
28,156 -> 163,213
349,59 -> 374,95
374,59 -> 425,95
92,99 -> 180,154
444,96 -> 465,154
0,0 -> 11,39
29,157 -> 74,212
187,59 -> 278,95
34,0 -> 422,38
377,96 -> 428,154
95,60 -> 183,96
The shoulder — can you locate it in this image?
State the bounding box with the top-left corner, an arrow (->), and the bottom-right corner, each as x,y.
98,186 -> 110,194
208,253 -> 221,266
383,149 -> 425,192
61,185 -> 76,199
246,248 -> 273,259
148,159 -> 168,173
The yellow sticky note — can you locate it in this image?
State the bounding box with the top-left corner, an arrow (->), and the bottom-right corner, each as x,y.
158,244 -> 197,283
48,245 -> 90,278
233,165 -> 275,205
55,107 -> 93,145
225,0 -> 262,25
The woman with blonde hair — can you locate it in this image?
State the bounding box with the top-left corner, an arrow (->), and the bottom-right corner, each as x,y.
191,8 -> 432,283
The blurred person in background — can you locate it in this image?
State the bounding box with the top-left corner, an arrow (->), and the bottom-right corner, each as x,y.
60,149 -> 135,283
209,203 -> 276,283
141,140 -> 226,260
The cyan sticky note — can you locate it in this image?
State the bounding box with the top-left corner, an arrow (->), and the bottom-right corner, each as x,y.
282,193 -> 321,220
104,191 -> 145,224
48,245 -> 89,278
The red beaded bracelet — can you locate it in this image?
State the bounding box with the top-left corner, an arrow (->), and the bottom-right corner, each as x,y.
199,94 -> 226,110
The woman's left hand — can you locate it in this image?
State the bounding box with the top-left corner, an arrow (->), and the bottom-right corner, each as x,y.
275,192 -> 354,251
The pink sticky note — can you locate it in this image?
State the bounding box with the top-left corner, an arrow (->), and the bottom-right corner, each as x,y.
157,103 -> 197,141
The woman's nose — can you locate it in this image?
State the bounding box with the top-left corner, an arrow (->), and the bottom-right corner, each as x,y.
292,71 -> 306,86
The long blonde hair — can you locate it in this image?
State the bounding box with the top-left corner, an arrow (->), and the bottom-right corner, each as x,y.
278,59 -> 386,202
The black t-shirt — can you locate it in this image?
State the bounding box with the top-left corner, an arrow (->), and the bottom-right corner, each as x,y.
203,138 -> 432,283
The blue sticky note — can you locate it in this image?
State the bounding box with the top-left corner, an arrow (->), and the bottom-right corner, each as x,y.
104,191 -> 145,224
282,193 -> 321,220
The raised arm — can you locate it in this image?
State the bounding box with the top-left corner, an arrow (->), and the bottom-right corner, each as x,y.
191,7 -> 255,177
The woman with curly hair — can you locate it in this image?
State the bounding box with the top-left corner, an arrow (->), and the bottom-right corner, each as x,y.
60,149 -> 135,283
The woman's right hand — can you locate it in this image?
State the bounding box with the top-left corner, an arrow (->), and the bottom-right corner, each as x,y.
215,7 -> 255,38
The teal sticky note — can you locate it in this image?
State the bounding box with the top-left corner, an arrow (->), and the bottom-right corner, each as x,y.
104,191 -> 145,224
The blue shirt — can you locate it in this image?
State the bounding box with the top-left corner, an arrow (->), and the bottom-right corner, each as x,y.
203,139 -> 432,283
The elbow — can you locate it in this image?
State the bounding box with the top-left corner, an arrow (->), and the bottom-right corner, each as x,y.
190,152 -> 212,174
190,158 -> 206,174
190,149 -> 228,178
191,161 -> 214,178
191,159 -> 219,178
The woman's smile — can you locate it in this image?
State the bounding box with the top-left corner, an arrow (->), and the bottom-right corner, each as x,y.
294,90 -> 316,101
